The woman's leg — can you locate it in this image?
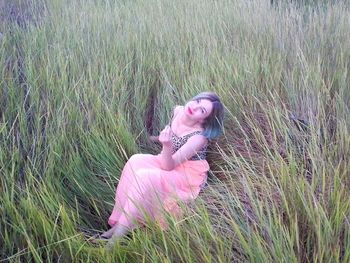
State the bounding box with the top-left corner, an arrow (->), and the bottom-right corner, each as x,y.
101,224 -> 118,238
105,225 -> 129,250
108,154 -> 160,226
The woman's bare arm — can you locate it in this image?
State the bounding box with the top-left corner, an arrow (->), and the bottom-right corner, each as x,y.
159,134 -> 207,171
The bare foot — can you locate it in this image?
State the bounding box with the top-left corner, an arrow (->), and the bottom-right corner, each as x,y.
101,229 -> 113,239
101,224 -> 119,239
105,225 -> 128,251
105,236 -> 119,251
89,234 -> 109,244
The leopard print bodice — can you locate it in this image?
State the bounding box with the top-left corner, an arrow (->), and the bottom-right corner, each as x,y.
171,131 -> 207,161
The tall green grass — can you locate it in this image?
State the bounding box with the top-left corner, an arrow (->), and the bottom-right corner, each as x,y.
1,0 -> 349,262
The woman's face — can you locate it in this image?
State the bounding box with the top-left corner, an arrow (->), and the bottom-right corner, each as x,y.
184,98 -> 213,123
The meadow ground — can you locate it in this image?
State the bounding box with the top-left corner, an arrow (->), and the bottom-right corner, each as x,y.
0,0 -> 349,262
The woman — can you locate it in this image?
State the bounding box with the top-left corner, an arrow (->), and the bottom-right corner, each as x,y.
101,92 -> 224,245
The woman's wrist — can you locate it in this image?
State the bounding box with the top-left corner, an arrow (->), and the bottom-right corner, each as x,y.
159,146 -> 175,170
160,145 -> 172,155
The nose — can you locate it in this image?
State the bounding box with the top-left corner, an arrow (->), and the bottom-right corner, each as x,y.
193,106 -> 200,112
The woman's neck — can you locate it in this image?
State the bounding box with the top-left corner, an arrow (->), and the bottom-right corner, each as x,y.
178,110 -> 201,129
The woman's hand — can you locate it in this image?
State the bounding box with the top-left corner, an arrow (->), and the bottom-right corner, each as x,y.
158,125 -> 175,170
158,125 -> 173,148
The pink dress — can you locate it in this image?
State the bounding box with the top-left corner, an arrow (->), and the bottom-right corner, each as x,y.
108,131 -> 209,229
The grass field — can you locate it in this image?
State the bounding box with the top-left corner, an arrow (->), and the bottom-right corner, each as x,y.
1,0 -> 349,262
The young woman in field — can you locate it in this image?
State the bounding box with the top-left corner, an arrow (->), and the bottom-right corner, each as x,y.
101,92 -> 224,246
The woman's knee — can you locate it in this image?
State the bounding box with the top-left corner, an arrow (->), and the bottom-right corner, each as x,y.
128,154 -> 143,163
125,154 -> 145,172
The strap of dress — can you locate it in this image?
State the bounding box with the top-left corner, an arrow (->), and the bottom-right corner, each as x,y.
183,130 -> 202,138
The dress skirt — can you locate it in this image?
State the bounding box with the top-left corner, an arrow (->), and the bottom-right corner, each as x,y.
108,153 -> 209,229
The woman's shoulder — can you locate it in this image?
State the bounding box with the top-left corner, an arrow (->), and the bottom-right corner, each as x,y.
185,131 -> 209,147
173,105 -> 183,115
